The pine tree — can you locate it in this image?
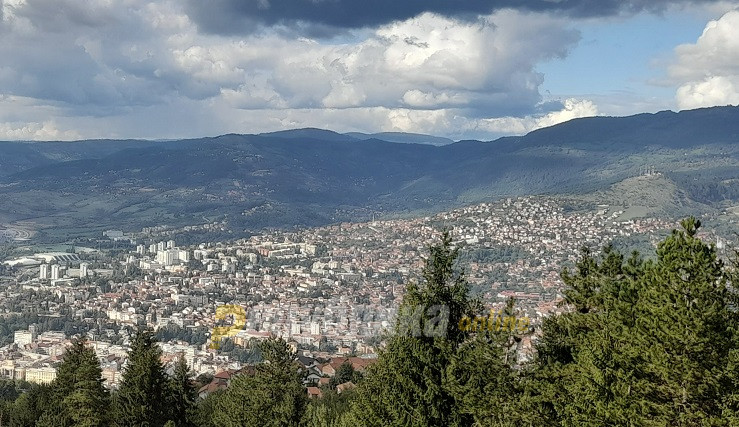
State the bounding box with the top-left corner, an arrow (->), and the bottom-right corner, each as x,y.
303,388 -> 355,427
116,329 -> 172,426
445,333 -> 523,426
62,340 -> 110,427
632,217 -> 734,425
168,355 -> 197,427
721,247 -> 739,422
211,337 -> 307,426
9,383 -> 54,426
529,246 -> 653,426
343,230 -> 480,426
192,390 -> 223,427
54,337 -> 90,398
444,297 -> 530,427
35,337 -> 110,427
528,218 -> 739,426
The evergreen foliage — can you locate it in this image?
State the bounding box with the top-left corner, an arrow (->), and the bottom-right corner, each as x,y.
191,391 -> 223,427
209,336 -> 307,426
115,329 -> 172,426
7,383 -> 54,426
342,230 -> 513,426
327,362 -> 361,389
530,217 -> 739,426
4,220 -> 739,426
169,355 -> 197,427
33,337 -> 111,427
302,389 -> 355,427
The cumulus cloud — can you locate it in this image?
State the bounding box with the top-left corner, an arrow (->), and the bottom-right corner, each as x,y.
676,76 -> 739,108
0,120 -> 80,140
0,1 -> 585,140
472,98 -> 600,136
670,9 -> 739,109
0,0 -> 190,109
188,11 -> 578,117
536,98 -> 600,128
229,98 -> 598,140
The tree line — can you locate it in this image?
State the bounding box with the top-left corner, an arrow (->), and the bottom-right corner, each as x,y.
1,218 -> 738,426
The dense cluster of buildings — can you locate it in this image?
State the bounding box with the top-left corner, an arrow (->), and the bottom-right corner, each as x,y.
0,196 -> 680,386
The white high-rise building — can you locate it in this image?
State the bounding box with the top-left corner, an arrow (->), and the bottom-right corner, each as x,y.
184,347 -> 195,367
157,242 -> 166,252
153,249 -> 190,266
167,240 -> 175,249
14,329 -> 35,347
149,244 -> 157,254
156,249 -> 180,266
79,263 -> 89,278
291,323 -> 302,336
136,245 -> 146,255
50,264 -> 61,280
310,322 -> 321,336
39,264 -> 49,279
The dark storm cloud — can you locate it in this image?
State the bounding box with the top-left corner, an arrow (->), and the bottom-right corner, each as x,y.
184,0 -> 715,34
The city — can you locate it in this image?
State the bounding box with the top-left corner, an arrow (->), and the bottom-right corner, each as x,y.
0,195 -> 690,393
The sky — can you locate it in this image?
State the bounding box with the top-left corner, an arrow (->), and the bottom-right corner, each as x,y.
0,0 -> 738,141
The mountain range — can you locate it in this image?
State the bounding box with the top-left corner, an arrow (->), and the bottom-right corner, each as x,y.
0,106 -> 737,242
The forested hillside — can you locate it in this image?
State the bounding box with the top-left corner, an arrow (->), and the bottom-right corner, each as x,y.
0,106 -> 737,240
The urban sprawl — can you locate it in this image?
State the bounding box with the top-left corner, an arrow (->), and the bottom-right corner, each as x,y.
4,195 -> 722,396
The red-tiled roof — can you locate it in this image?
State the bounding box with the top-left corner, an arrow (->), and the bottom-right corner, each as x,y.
214,370 -> 233,380
336,381 -> 355,394
198,381 -> 225,395
329,357 -> 374,371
